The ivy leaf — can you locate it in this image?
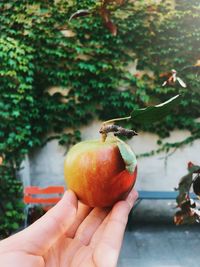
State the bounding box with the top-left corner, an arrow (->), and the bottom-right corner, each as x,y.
130,95 -> 180,124
117,139 -> 137,174
11,222 -> 19,230
69,9 -> 91,21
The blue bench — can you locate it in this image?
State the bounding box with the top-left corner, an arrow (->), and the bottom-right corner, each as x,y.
135,190 -> 198,208
129,190 -> 197,217
127,190 -> 198,228
137,190 -> 197,200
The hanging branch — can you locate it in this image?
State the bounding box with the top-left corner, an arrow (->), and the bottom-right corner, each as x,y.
99,95 -> 180,142
69,0 -> 128,36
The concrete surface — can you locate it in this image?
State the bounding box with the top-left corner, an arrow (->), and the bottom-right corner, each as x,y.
118,200 -> 200,267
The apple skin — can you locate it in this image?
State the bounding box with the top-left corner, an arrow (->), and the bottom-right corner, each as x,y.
64,137 -> 137,207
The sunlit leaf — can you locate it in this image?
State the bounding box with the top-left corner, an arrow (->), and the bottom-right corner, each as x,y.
117,139 -> 137,174
69,9 -> 91,21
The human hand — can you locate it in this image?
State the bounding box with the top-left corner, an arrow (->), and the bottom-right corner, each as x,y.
0,188 -> 138,267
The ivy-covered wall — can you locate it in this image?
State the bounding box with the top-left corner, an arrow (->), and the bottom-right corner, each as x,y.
1,0 -> 200,237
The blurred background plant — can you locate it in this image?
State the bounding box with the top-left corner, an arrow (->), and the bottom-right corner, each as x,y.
174,161 -> 200,225
1,0 -> 200,237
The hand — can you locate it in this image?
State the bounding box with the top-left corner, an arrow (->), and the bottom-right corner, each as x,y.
0,188 -> 138,267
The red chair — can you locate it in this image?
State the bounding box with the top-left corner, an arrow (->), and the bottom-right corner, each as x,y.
23,186 -> 65,227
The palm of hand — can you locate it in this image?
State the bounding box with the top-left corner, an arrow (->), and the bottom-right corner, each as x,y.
43,204 -> 119,267
0,190 -> 137,267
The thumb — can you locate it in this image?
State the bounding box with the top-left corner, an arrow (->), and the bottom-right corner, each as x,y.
21,190 -> 78,255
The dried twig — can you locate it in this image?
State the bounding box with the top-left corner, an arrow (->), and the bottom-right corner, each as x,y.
99,124 -> 137,138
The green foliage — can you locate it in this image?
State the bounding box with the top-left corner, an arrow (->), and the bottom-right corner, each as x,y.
0,164 -> 24,238
0,0 -> 200,236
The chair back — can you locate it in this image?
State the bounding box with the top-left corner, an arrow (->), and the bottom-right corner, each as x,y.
23,186 -> 65,210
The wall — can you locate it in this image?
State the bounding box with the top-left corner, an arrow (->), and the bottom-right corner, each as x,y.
20,120 -> 200,191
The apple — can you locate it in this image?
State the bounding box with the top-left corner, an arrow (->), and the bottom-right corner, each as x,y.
64,137 -> 137,207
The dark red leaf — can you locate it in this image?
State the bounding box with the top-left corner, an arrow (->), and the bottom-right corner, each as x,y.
104,20 -> 117,36
187,161 -> 200,173
174,207 -> 200,225
99,6 -> 110,23
99,6 -> 117,36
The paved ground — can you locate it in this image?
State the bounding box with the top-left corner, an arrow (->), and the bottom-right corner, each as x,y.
118,200 -> 200,267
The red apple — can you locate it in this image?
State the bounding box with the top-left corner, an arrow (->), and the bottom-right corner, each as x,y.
64,137 -> 137,207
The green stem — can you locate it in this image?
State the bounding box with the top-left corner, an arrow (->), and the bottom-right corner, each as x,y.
103,116 -> 131,125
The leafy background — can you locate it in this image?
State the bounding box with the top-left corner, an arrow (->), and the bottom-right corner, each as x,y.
0,0 -> 200,237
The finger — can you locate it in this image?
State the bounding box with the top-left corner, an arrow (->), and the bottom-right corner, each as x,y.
66,201 -> 92,238
74,207 -> 110,246
15,190 -> 78,255
91,189 -> 138,247
90,211 -> 111,247
93,189 -> 138,267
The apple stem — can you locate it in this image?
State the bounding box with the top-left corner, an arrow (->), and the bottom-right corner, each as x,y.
101,132 -> 107,142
